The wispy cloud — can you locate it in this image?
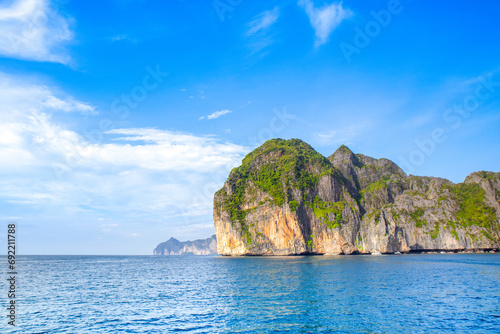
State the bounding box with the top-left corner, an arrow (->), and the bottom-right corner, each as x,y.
0,71 -> 247,228
104,128 -> 245,171
110,34 -> 137,43
245,7 -> 280,56
199,109 -> 232,120
298,0 -> 353,47
247,7 -> 280,36
0,0 -> 73,64
0,72 -> 95,116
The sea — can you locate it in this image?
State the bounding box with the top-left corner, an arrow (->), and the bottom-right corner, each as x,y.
1,254 -> 499,333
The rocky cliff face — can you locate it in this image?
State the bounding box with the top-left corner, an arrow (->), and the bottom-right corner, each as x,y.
213,139 -> 500,255
153,235 -> 217,255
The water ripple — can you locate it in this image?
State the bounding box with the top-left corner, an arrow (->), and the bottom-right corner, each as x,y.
0,254 -> 499,333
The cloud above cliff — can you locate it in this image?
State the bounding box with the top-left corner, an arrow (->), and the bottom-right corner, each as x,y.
0,0 -> 73,63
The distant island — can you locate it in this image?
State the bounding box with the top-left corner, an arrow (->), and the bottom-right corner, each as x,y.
153,235 -> 217,255
213,139 -> 500,256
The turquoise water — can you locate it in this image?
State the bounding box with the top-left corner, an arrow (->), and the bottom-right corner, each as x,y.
1,254 -> 499,333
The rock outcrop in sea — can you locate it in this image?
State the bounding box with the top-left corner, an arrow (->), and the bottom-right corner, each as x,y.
153,235 -> 217,255
213,139 -> 500,255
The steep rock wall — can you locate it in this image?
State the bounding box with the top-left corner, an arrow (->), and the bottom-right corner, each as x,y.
214,139 -> 500,255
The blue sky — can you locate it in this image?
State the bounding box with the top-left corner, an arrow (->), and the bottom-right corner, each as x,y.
0,0 -> 499,254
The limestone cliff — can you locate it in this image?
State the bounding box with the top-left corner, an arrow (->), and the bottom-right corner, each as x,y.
213,139 -> 500,255
153,235 -> 217,255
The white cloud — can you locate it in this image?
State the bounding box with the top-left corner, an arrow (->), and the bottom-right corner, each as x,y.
247,7 -> 280,36
0,77 -> 94,117
102,128 -> 245,171
199,109 -> 232,120
0,72 -> 247,237
298,0 -> 353,47
0,73 -> 95,173
44,95 -> 97,114
0,0 -> 73,63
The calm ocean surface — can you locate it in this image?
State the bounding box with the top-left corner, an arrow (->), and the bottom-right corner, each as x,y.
1,254 -> 499,333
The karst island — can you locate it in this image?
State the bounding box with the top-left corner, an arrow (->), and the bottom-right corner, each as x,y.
213,139 -> 500,256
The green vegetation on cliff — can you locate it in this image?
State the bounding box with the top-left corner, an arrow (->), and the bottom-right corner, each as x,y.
475,171 -> 499,181
214,138 -> 500,253
216,139 -> 339,222
409,207 -> 428,228
305,196 -> 345,229
361,179 -> 388,199
443,183 -> 497,231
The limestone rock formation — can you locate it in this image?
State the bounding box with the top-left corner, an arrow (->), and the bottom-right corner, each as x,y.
153,235 -> 217,255
213,139 -> 500,255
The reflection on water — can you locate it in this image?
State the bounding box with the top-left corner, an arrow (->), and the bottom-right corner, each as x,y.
1,254 -> 499,333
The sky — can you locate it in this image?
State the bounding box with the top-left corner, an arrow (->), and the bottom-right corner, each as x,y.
0,0 -> 499,255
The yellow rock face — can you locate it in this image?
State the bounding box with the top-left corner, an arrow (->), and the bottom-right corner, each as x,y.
213,198 -> 359,256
